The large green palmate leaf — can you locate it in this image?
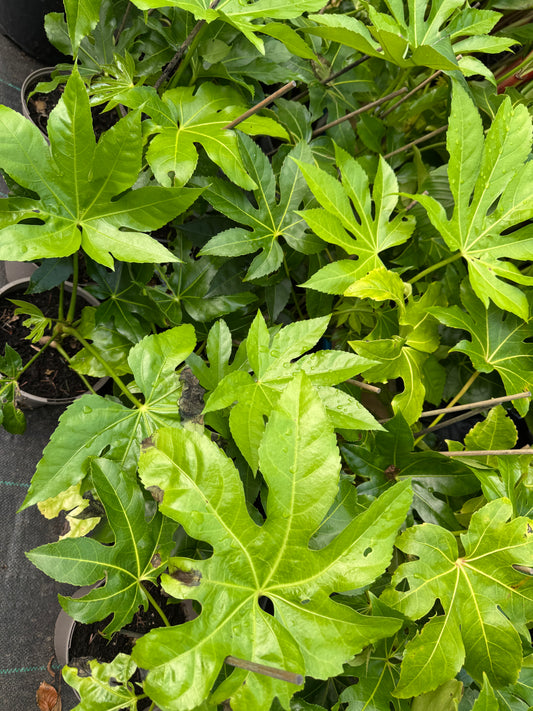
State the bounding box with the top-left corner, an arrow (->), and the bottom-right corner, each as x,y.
27,458 -> 176,635
130,0 -> 324,54
342,413 -> 479,529
0,69 -> 201,268
296,145 -> 415,294
134,373 -> 413,711
304,2 -> 514,71
201,136 -> 314,280
20,325 -> 196,509
414,81 -> 533,320
121,82 -> 288,189
381,498 -> 533,698
202,311 -> 381,471
149,254 -> 257,324
429,283 -> 533,416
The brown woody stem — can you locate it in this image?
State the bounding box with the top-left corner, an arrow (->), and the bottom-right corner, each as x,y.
380,69 -> 442,118
224,81 -> 297,129
441,449 -> 533,457
292,56 -> 371,102
413,408 -> 485,438
419,391 -> 532,417
154,0 -> 222,90
312,87 -> 407,137
383,125 -> 447,159
346,379 -> 382,394
225,656 -> 303,685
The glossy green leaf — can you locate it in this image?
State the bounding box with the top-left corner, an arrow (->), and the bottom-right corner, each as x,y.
342,413 -> 478,527
306,0 -> 513,71
135,373 -> 413,710
340,596 -> 413,711
297,147 -> 415,292
131,0 -> 325,53
204,312 -> 379,470
149,254 -> 256,324
187,318 -> 247,392
411,679 -> 463,710
463,406 -> 518,466
429,284 -> 533,416
472,675 -> 499,711
0,70 -> 201,268
64,0 -> 101,55
27,458 -> 176,634
347,336 -> 427,425
201,137 -> 313,280
69,307 -> 133,377
124,82 -> 287,189
382,498 -> 533,696
20,325 -> 196,508
415,82 -> 533,319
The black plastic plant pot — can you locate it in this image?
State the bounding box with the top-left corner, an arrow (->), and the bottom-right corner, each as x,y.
0,276 -> 108,408
0,0 -> 65,63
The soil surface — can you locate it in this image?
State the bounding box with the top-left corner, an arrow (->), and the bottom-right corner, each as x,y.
27,79 -> 118,138
0,285 -> 100,399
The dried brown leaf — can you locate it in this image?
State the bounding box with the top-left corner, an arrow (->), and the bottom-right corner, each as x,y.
36,681 -> 61,711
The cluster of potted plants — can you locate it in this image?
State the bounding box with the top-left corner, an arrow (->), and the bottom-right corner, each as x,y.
1,0 -> 533,709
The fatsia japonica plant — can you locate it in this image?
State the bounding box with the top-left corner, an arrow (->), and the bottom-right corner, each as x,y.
1,0 -> 533,709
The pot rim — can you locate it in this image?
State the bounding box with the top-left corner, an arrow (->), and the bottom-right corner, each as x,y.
54,583 -> 102,668
20,66 -> 72,138
0,276 -> 108,406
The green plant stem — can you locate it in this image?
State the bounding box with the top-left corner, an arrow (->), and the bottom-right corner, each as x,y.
17,337 -> 54,378
58,282 -> 65,321
414,371 -> 480,447
408,252 -> 462,284
142,584 -> 171,627
66,252 -> 79,324
283,255 -> 305,320
168,22 -> 208,89
54,342 -> 98,396
63,326 -> 143,408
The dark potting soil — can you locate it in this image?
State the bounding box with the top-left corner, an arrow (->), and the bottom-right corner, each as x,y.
0,285 -> 100,399
27,83 -> 118,139
68,582 -> 185,708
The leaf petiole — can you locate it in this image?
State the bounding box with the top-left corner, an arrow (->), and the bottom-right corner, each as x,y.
142,584 -> 171,628
62,325 -> 143,408
408,251 -> 462,285
65,252 -> 79,324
